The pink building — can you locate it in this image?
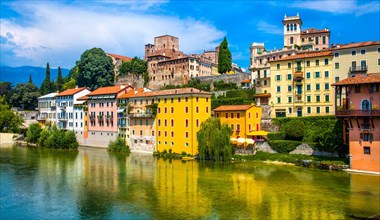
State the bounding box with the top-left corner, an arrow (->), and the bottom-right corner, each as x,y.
333,74 -> 380,173
86,85 -> 133,147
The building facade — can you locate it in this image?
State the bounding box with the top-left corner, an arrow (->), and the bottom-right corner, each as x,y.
107,53 -> 132,81
333,74 -> 380,173
269,51 -> 334,118
37,92 -> 58,127
56,87 -> 91,131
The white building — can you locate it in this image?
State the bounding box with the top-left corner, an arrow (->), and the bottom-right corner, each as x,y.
37,92 -> 58,127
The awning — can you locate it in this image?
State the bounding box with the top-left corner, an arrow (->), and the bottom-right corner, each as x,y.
245,139 -> 255,145
247,130 -> 268,136
237,138 -> 245,143
74,100 -> 85,105
117,108 -> 126,113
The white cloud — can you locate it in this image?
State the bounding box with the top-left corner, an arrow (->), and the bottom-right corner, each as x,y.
256,21 -> 283,35
0,2 -> 224,68
291,0 -> 379,16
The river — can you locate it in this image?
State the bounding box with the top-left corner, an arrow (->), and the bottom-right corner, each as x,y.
0,145 -> 379,219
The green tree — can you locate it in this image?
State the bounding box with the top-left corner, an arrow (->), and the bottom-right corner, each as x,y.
197,117 -> 233,161
56,67 -> 64,92
119,57 -> 147,75
108,136 -> 130,153
10,82 -> 41,110
40,62 -> 52,95
76,48 -> 114,90
26,123 -> 42,144
63,77 -> 77,90
0,81 -> 13,103
28,74 -> 33,83
284,119 -> 305,141
217,37 -> 232,74
0,96 -> 23,133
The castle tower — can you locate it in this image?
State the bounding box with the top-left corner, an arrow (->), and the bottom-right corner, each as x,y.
282,13 -> 302,48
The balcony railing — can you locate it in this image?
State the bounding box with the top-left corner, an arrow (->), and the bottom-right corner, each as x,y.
349,66 -> 367,73
295,66 -> 302,72
129,113 -> 153,118
335,110 -> 380,117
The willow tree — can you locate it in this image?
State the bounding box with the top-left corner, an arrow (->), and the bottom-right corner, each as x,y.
197,117 -> 233,161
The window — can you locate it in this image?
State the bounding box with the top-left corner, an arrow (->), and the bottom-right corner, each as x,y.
335,63 -> 339,69
164,98 -> 167,103
237,113 -> 240,118
178,97 -> 181,102
315,72 -> 320,78
277,97 -> 281,104
277,86 -> 281,92
325,95 -> 330,102
355,85 -> 361,93
225,113 -> 229,118
206,97 -> 209,102
306,60 -> 310,67
277,64 -> 280,70
231,113 -> 234,118
307,96 -> 311,102
276,75 -> 281,81
307,107 -> 311,114
307,84 -> 311,91
361,99 -> 370,110
322,36 -> 326,44
196,107 -> 199,113
325,83 -> 330,90
164,107 -> 167,113
378,58 -> 380,66
196,119 -> 199,127
185,132 -> 189,138
206,107 -> 209,113
231,124 -> 234,131
364,147 -> 370,155
324,71 -> 329,78
288,85 -> 292,92
164,119 -> 167,126
185,97 -> 188,102
306,72 -> 311,79
316,95 -> 320,102
361,133 -> 373,142
316,107 -> 320,114
196,97 -> 199,102
290,37 -> 294,44
316,84 -> 320,90
185,119 -> 189,127
352,50 -> 356,56
287,74 -> 292,80
315,37 -> 319,45
335,77 -> 340,83
289,108 -> 292,114
325,106 -> 330,113
171,119 -> 174,127
334,52 -> 339,57
146,119 -> 149,126
170,107 -> 174,113
315,60 -> 319,66
288,97 -> 292,103
361,49 -> 366,55
324,59 -> 329,65
185,106 -> 188,113
236,124 -> 240,132
288,62 -> 291,69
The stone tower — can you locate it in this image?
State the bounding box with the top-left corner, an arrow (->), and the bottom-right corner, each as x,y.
282,13 -> 302,48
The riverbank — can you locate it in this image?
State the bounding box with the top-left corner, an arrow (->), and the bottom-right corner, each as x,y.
0,133 -> 16,145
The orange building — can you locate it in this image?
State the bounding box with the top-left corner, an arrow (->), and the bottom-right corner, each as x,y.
333,74 -> 380,173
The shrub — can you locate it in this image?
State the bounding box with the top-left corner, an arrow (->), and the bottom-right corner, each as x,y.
64,131 -> 79,149
284,120 -> 305,141
25,123 -> 42,144
108,137 -> 130,153
267,132 -> 285,141
268,140 -> 302,153
40,126 -> 79,149
37,129 -> 50,146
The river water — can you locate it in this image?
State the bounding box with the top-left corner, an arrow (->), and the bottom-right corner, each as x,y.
0,145 -> 379,219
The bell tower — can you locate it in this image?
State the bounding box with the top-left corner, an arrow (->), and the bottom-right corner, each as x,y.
282,13 -> 302,48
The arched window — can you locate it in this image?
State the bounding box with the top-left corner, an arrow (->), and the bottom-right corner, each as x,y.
361,99 -> 370,110
287,24 -> 289,31
290,37 -> 294,44
294,24 -> 297,30
297,107 -> 302,117
290,24 -> 293,31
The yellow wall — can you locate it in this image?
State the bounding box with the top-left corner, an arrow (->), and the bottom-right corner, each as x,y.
215,106 -> 262,139
270,55 -> 334,118
156,94 -> 211,155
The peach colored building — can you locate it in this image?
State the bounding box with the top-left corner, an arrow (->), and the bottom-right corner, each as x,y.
86,85 -> 133,147
333,74 -> 380,173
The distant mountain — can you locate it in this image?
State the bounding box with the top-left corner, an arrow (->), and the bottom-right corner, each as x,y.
0,66 -> 70,87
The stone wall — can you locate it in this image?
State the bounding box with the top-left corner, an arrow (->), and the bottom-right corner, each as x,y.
197,73 -> 250,86
116,74 -> 144,88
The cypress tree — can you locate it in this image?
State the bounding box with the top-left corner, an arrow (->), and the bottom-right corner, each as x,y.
56,67 -> 64,92
40,62 -> 51,95
217,37 -> 232,74
28,74 -> 33,83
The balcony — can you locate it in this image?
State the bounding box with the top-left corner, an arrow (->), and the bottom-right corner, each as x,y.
335,110 -> 380,117
58,117 -> 67,121
97,115 -> 104,121
37,115 -> 47,121
129,113 -> 154,118
349,66 -> 367,73
50,106 -> 56,111
294,69 -> 303,80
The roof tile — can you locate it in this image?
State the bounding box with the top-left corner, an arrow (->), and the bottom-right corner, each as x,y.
273,51 -> 332,62
56,87 -> 88,97
214,105 -> 253,111
87,85 -> 132,96
332,74 -> 380,86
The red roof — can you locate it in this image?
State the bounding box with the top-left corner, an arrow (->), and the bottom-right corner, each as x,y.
56,87 -> 88,97
254,93 -> 271,98
332,74 -> 380,86
118,88 -> 146,99
301,28 -> 330,35
107,53 -> 132,62
331,41 -> 380,50
87,85 -> 132,96
241,79 -> 251,83
213,105 -> 253,111
119,88 -> 211,98
77,95 -> 88,101
273,51 -> 332,62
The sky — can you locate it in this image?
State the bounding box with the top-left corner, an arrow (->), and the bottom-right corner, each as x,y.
1,0 -> 379,71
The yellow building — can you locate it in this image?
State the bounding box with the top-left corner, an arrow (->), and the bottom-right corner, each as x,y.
213,105 -> 265,142
269,51 -> 334,118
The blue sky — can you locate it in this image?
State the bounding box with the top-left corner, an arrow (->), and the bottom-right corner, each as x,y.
1,0 -> 379,71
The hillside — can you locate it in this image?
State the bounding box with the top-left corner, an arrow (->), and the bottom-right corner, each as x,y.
0,66 -> 70,87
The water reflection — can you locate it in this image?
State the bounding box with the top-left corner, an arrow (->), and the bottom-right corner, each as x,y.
1,146 -> 379,219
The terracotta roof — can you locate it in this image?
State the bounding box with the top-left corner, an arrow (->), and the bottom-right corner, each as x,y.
87,85 -> 131,96
254,93 -> 271,98
332,74 -> 380,86
301,28 -> 330,35
332,41 -> 380,50
56,87 -> 88,97
121,87 -> 211,98
118,88 -> 146,99
107,53 -> 132,62
273,51 -> 332,62
241,79 -> 251,83
77,95 -> 88,101
214,105 -> 253,111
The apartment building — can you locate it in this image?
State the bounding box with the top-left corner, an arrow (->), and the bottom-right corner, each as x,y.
213,105 -> 264,142
333,74 -> 380,172
37,92 -> 58,127
331,41 -> 380,82
56,87 -> 91,130
86,85 -> 132,147
269,51 -> 334,118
